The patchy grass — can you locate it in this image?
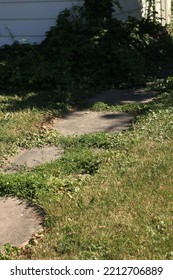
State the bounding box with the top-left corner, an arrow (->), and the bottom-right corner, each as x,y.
0,91 -> 70,165
0,88 -> 173,260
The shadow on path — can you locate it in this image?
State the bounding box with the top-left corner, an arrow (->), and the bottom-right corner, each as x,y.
82,88 -> 159,107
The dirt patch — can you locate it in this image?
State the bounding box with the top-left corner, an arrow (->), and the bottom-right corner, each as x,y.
0,197 -> 43,247
54,111 -> 133,135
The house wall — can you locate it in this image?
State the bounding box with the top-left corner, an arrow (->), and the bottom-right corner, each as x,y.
0,0 -> 171,46
0,0 -> 83,45
115,0 -> 171,24
142,0 -> 172,25
113,0 -> 142,20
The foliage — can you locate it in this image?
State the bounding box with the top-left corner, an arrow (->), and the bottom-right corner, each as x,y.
40,7 -> 172,92
84,0 -> 122,24
0,243 -> 18,260
0,3 -> 172,100
0,44 -> 39,91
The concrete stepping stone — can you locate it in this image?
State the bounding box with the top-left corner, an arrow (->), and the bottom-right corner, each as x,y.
54,111 -> 133,135
0,197 -> 43,247
5,146 -> 64,172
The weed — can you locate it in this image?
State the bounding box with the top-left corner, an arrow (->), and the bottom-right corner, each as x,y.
0,243 -> 19,260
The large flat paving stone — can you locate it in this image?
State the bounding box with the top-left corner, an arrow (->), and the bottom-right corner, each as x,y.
5,146 -> 64,172
54,111 -> 133,135
0,197 -> 43,247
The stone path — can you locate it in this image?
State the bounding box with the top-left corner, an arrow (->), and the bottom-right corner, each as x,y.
0,197 -> 43,247
53,88 -> 158,135
0,88 -> 159,249
5,146 -> 64,173
54,111 -> 133,135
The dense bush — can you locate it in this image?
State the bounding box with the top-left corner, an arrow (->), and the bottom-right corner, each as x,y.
0,4 -> 172,100
0,43 -> 39,91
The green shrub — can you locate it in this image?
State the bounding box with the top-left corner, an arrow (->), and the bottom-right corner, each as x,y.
0,4 -> 172,97
0,44 -> 39,91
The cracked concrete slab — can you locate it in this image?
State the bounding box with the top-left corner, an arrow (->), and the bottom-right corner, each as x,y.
54,111 -> 133,135
0,197 -> 43,247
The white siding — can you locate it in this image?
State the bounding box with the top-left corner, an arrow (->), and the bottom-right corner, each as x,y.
142,0 -> 171,25
115,0 -> 171,24
0,0 -> 83,45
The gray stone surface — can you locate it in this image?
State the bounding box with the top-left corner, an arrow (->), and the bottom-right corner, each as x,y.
5,146 -> 64,172
54,111 -> 133,135
0,197 -> 43,247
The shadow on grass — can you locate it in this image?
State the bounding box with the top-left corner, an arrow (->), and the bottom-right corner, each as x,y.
1,81 -> 173,119
0,90 -> 72,116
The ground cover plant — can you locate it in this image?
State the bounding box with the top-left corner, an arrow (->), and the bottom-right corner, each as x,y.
0,81 -> 173,259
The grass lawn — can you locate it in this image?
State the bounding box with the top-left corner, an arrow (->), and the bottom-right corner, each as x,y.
0,86 -> 173,260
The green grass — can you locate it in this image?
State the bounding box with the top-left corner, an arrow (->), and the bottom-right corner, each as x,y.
0,86 -> 173,260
